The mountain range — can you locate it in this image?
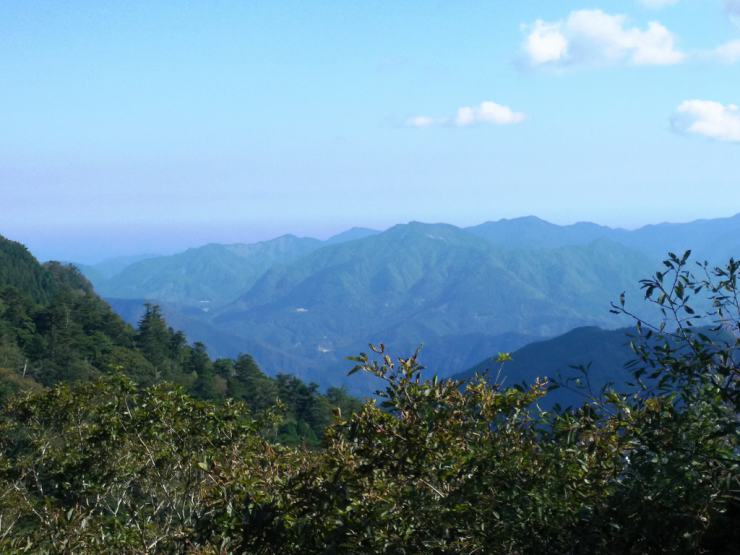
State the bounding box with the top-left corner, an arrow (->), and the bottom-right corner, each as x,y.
67,214 -> 740,394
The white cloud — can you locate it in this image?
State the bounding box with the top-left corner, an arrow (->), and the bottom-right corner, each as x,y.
407,101 -> 525,128
521,10 -> 684,68
455,101 -> 526,126
636,0 -> 679,9
673,100 -> 740,141
713,39 -> 740,63
523,21 -> 568,64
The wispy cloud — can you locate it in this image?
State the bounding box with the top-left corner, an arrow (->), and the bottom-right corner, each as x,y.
672,100 -> 740,142
724,0 -> 740,16
521,10 -> 683,69
407,101 -> 525,128
723,0 -> 740,28
712,39 -> 740,63
407,116 -> 445,127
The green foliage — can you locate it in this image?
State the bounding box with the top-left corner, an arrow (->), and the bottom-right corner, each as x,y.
0,287 -> 356,446
0,375 -> 275,554
1,249 -> 740,553
40,261 -> 95,295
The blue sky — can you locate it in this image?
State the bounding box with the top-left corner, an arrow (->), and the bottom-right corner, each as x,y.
2,0 -> 739,263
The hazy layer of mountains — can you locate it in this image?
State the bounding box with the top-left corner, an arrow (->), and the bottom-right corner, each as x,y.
70,214 -> 740,393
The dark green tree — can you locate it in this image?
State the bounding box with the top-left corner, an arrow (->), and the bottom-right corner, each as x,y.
187,341 -> 218,400
227,353 -> 278,411
134,303 -> 171,368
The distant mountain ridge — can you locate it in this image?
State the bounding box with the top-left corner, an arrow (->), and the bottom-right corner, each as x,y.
77,214 -> 740,298
59,213 -> 740,394
83,228 -> 381,310
205,223 -> 658,390
465,213 -> 740,262
95,235 -> 324,309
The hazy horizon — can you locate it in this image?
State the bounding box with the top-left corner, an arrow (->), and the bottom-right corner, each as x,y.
3,1 -> 739,263
10,211 -> 739,265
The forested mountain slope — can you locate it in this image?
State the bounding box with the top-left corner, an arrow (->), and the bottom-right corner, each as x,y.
208,223 -> 655,389
88,228 -> 381,310
0,234 -> 359,445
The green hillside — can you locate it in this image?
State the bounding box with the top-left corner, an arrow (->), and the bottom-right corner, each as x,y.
106,297 -> 342,386
0,235 -> 360,446
96,235 -> 323,309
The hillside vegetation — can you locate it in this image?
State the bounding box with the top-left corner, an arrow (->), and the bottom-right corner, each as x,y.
1,250 -> 739,553
0,235 -> 359,446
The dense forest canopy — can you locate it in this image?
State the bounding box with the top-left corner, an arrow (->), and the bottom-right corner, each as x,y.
1,233 -> 740,553
0,235 -> 59,305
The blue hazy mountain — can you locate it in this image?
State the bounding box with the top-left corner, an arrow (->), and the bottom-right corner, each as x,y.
72,254 -> 160,289
87,254 -> 161,278
83,228 -> 383,310
65,214 -> 739,393
466,213 -> 740,263
465,217 -> 613,250
94,235 -> 324,309
206,222 -> 657,391
322,227 -> 381,245
452,323 -> 736,411
609,213 -> 740,263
